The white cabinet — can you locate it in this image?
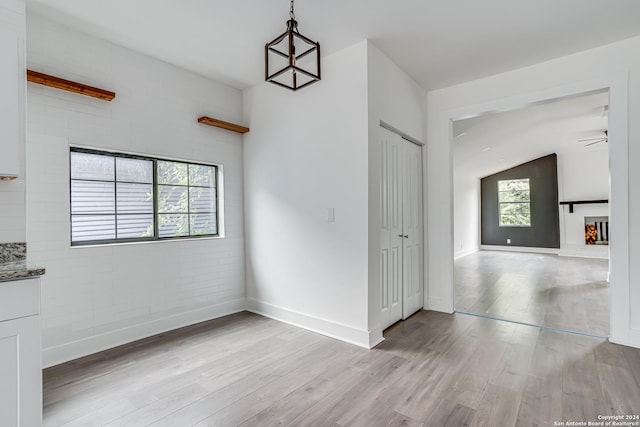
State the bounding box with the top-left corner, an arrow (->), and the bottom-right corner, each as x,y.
0,279 -> 42,427
0,28 -> 21,178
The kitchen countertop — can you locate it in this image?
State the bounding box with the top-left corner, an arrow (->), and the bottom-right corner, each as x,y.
0,260 -> 46,282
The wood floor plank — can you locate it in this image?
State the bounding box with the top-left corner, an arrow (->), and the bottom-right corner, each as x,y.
469,384 -> 521,427
105,383 -> 214,426
238,365 -> 362,427
147,331 -> 314,400
334,353 -> 439,425
596,360 -> 640,414
422,399 -> 476,427
46,330 -> 303,424
44,312 -> 275,404
455,251 -> 610,337
283,372 -> 381,427
192,341 -> 365,426
561,395 -> 606,425
445,339 -> 509,409
515,376 -> 563,427
342,407 -> 422,427
488,337 -> 537,393
147,337 -> 331,426
285,353 -> 410,427
562,352 -> 603,402
43,310 -> 640,427
620,343 -> 640,386
391,331 -> 482,421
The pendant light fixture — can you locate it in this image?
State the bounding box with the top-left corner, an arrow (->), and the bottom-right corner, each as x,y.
265,0 -> 321,91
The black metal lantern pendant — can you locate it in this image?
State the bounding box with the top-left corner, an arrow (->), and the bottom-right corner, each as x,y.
265,0 -> 321,91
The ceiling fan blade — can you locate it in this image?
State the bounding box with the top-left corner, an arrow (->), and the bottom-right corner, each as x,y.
578,137 -> 606,142
584,139 -> 606,147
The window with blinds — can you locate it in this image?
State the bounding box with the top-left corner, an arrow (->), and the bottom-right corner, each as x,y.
70,148 -> 219,245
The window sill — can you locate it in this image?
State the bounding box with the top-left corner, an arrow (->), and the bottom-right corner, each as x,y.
69,234 -> 226,249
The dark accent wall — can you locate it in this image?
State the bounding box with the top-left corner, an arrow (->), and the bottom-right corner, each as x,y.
481,154 -> 560,248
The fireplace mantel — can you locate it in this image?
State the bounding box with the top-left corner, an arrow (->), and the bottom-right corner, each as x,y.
559,199 -> 608,213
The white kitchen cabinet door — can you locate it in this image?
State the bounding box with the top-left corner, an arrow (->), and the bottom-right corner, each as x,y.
0,28 -> 20,178
0,278 -> 42,427
0,316 -> 41,427
0,320 -> 19,426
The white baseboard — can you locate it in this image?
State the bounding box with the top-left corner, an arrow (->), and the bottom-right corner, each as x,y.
558,244 -> 609,260
480,245 -> 560,255
42,298 -> 247,368
609,329 -> 640,350
454,247 -> 479,260
427,296 -> 454,314
368,326 -> 385,348
246,298 -> 373,349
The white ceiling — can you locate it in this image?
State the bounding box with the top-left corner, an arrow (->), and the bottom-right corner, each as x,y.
26,0 -> 640,91
453,90 -> 609,180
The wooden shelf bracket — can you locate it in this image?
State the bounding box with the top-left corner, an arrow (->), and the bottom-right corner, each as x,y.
26,69 -> 115,101
197,116 -> 249,134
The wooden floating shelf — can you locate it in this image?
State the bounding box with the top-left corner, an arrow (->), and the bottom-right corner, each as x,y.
560,200 -> 608,213
26,69 -> 115,101
198,116 -> 249,134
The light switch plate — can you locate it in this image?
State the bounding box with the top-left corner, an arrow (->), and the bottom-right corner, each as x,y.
325,208 -> 335,223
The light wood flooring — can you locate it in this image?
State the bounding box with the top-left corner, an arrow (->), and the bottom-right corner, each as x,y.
455,251 -> 610,337
43,310 -> 640,426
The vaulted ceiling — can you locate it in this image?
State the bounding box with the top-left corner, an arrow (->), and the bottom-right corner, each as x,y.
453,90 -> 609,180
27,0 -> 640,91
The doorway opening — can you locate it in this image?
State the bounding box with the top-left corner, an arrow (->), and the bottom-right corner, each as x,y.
452,89 -> 611,337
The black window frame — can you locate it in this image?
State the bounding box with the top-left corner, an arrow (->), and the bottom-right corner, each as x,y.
70,147 -> 220,246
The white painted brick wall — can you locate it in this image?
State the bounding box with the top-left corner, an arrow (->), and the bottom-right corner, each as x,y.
26,14 -> 246,367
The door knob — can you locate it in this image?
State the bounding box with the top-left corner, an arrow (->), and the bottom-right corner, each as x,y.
398,234 -> 409,238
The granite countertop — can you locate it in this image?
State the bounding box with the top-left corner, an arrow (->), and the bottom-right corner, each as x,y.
0,242 -> 46,282
0,260 -> 46,282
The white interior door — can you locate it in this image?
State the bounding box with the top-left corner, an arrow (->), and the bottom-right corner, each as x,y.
380,129 -> 404,329
380,127 -> 424,330
402,142 -> 424,318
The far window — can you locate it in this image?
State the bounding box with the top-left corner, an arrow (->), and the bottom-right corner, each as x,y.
498,178 -> 531,227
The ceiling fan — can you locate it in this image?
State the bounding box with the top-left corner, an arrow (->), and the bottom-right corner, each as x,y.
579,130 -> 608,147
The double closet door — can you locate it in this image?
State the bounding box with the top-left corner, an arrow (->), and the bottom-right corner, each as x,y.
380,127 -> 424,330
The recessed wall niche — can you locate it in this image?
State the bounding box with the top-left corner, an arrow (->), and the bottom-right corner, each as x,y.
585,216 -> 609,245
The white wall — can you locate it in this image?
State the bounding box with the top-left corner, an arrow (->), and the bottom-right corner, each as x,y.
453,173 -> 479,259
243,40 -> 426,348
366,42 -> 426,340
557,147 -> 609,258
0,0 -> 26,243
426,35 -> 640,348
26,14 -> 246,367
243,41 -> 371,347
